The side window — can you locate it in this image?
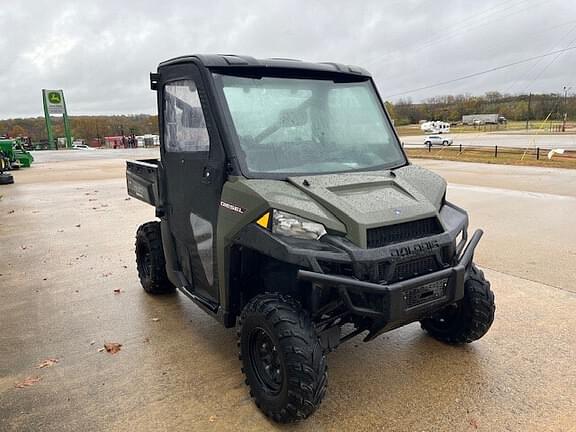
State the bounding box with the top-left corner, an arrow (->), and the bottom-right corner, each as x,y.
164,80 -> 210,152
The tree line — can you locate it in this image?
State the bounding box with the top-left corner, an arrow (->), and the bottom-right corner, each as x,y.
0,115 -> 159,142
385,92 -> 576,125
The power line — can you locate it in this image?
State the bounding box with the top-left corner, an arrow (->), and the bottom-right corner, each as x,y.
506,22 -> 576,94
413,0 -> 533,53
381,17 -> 576,86
517,33 -> 576,94
367,0 -> 535,70
384,45 -> 576,99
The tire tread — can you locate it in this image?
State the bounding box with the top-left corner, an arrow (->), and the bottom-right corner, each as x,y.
238,293 -> 327,423
135,221 -> 174,294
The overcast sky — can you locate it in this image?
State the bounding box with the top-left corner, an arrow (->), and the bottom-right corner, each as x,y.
2,0 -> 576,119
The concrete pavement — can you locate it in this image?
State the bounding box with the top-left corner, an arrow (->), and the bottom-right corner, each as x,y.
1,151 -> 575,431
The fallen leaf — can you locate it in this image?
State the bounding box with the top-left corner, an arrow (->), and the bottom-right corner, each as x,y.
469,418 -> 479,430
15,377 -> 41,389
103,342 -> 122,354
151,318 -> 160,322
37,358 -> 59,369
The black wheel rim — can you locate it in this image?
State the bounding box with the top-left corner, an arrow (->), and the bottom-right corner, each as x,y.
249,327 -> 284,395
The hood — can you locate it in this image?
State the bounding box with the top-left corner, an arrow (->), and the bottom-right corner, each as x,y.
288,165 -> 446,247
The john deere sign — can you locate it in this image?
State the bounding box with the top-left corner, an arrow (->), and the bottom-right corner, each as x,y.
46,91 -> 64,115
42,89 -> 72,149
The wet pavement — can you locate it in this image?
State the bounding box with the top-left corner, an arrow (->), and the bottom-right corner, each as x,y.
1,151 -> 575,431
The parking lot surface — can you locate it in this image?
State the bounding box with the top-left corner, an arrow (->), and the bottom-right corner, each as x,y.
1,150 -> 575,431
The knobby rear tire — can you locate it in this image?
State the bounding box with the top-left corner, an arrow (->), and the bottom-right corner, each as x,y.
135,221 -> 174,294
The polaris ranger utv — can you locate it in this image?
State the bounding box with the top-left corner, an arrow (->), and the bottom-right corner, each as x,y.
127,54 -> 495,423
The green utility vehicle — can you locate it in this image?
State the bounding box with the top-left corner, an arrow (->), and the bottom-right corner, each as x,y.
127,55 -> 495,422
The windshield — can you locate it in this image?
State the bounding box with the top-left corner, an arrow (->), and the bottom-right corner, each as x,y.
215,74 -> 405,177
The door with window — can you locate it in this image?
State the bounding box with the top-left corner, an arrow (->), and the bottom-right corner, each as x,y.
160,64 -> 225,303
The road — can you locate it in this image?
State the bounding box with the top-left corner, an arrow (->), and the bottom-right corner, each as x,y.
30,148 -> 160,163
402,132 -> 576,150
1,151 -> 575,431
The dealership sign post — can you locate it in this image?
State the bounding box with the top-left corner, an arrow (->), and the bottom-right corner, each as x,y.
42,89 -> 72,149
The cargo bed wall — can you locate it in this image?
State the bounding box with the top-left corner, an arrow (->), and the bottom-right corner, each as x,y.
126,159 -> 162,207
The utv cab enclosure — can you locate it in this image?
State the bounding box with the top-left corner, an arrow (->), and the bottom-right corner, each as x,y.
127,54 -> 495,423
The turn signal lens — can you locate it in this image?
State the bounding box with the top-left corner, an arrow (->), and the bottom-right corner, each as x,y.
256,212 -> 271,229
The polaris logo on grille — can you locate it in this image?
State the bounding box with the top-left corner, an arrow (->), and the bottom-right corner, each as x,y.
390,240 -> 439,258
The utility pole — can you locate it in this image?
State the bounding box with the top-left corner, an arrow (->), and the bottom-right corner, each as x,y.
525,92 -> 532,130
562,86 -> 570,132
120,124 -> 125,148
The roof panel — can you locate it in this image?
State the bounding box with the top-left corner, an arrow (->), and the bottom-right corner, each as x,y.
158,54 -> 371,77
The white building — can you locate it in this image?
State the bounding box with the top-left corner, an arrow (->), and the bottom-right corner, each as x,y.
136,134 -> 160,147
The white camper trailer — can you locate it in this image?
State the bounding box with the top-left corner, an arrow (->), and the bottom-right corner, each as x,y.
420,121 -> 450,134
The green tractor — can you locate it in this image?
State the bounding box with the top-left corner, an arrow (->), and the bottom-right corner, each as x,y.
0,150 -> 13,185
0,138 -> 34,169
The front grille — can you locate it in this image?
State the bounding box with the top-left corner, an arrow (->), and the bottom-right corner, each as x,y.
367,217 -> 443,248
391,255 -> 439,282
377,255 -> 440,282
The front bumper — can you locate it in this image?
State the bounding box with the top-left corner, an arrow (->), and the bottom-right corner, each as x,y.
297,229 -> 483,335
232,202 -> 476,336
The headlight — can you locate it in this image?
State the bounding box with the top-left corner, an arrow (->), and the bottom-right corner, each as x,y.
271,210 -> 327,240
